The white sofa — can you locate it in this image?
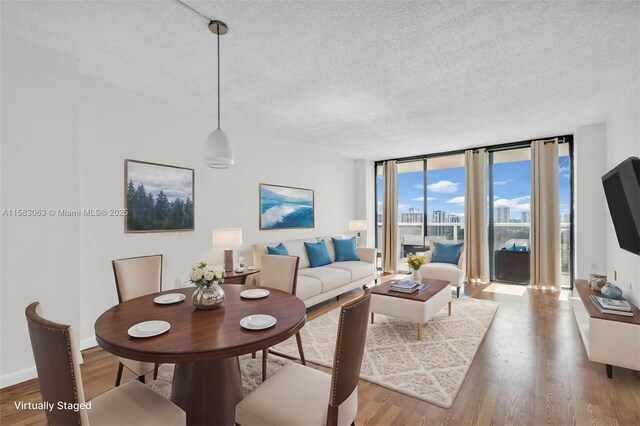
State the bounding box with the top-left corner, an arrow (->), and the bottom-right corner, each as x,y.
252,237 -> 377,308
418,248 -> 465,298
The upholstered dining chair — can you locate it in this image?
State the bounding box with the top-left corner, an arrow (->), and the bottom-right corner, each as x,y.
236,290 -> 371,426
112,254 -> 162,386
25,302 -> 185,425
258,254 -> 305,381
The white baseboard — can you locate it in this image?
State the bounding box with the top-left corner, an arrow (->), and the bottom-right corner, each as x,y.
1,335 -> 98,389
80,335 -> 98,350
0,366 -> 37,389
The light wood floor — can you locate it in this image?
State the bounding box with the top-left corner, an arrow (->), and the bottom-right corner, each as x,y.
2,281 -> 639,426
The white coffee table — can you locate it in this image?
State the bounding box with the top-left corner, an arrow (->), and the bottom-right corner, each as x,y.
370,277 -> 452,340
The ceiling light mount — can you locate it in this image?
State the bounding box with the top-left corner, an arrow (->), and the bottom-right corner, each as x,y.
208,20 -> 228,35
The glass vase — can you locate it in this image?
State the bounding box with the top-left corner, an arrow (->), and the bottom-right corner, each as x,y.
411,269 -> 422,282
192,282 -> 225,309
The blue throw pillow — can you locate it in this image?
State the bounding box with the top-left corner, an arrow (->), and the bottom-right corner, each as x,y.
432,242 -> 463,265
515,245 -> 527,252
332,237 -> 360,262
267,243 -> 289,256
304,240 -> 333,268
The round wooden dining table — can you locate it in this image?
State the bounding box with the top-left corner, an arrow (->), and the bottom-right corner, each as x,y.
95,284 -> 306,426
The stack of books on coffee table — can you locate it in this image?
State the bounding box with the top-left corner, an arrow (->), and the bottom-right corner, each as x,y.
590,294 -> 634,317
389,279 -> 427,294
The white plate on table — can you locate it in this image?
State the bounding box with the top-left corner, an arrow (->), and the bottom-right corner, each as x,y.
240,289 -> 270,299
154,293 -> 186,305
128,320 -> 170,338
240,314 -> 277,330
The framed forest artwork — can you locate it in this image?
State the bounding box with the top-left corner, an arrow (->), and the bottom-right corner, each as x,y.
125,159 -> 194,233
259,183 -> 314,230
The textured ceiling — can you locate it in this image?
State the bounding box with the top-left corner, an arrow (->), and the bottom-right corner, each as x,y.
2,1 -> 639,160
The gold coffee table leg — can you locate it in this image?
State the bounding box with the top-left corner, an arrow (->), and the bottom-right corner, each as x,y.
448,301 -> 452,316
417,323 -> 423,340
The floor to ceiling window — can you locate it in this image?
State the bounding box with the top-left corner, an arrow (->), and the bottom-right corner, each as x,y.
375,155 -> 466,272
375,136 -> 573,288
489,148 -> 532,284
375,164 -> 383,270
488,142 -> 573,287
397,161 -> 425,267
425,154 -> 465,248
558,143 -> 572,288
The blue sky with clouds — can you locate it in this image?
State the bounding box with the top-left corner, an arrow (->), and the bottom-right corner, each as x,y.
377,155 -> 571,218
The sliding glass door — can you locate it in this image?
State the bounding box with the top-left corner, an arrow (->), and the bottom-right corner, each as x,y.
488,143 -> 573,287
489,148 -> 532,284
559,143 -> 572,287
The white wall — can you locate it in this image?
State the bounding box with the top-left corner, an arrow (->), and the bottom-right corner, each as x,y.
354,159 -> 376,248
1,36 -> 356,386
604,79 -> 640,306
1,37 -> 81,386
574,123 -> 607,279
77,75 -> 356,341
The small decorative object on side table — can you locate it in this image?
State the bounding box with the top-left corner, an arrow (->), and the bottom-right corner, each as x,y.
407,253 -> 425,282
189,261 -> 226,309
601,282 -> 623,299
235,256 -> 246,273
589,273 -> 607,292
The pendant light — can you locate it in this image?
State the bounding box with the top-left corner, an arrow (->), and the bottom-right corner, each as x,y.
203,20 -> 234,169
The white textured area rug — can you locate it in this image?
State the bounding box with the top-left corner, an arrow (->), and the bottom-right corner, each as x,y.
149,355 -> 286,400
274,296 -> 499,408
149,297 -> 498,409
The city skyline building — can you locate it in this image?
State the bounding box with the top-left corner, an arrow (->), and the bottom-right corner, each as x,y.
496,206 -> 510,223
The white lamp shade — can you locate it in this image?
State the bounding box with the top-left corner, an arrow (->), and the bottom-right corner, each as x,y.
212,228 -> 242,248
204,128 -> 234,169
349,220 -> 367,232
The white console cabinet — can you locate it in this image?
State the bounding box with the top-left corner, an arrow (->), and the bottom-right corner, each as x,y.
572,280 -> 640,378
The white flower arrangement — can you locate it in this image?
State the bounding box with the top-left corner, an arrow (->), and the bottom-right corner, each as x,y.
238,256 -> 246,268
189,261 -> 225,287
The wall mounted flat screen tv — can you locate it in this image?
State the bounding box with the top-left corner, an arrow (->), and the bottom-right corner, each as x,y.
602,156 -> 640,255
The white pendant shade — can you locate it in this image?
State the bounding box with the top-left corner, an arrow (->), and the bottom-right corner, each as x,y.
203,128 -> 234,169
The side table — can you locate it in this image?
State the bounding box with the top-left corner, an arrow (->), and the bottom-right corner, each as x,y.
224,268 -> 260,284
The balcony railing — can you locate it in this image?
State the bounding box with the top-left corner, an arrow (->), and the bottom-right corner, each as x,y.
376,221 -> 571,287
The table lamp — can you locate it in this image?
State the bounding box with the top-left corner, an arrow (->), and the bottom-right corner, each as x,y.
349,220 -> 367,246
212,228 -> 242,272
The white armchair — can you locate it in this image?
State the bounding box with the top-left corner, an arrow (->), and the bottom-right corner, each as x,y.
418,248 -> 465,298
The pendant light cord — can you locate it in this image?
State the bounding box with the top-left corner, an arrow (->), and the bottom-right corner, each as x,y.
175,0 -> 212,22
217,23 -> 221,130
174,0 -> 222,130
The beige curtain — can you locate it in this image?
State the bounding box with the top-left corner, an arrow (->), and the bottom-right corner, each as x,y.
464,149 -> 489,283
530,139 -> 560,290
382,161 -> 398,272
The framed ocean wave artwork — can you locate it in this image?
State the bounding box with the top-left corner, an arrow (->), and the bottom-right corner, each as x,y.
259,184 -> 315,230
